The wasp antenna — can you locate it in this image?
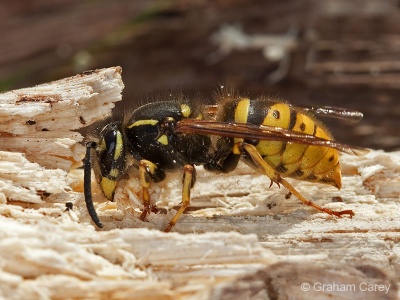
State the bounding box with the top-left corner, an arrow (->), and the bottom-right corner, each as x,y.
84,141 -> 104,228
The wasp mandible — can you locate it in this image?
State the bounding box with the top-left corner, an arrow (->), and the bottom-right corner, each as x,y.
83,94 -> 368,231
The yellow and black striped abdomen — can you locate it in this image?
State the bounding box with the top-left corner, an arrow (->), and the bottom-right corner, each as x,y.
224,98 -> 342,189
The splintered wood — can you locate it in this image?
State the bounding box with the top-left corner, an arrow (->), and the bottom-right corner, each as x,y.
0,67 -> 123,207
0,68 -> 399,299
0,66 -> 124,170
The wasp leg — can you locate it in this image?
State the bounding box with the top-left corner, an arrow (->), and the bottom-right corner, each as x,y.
164,164 -> 195,232
241,143 -> 354,218
138,160 -> 165,221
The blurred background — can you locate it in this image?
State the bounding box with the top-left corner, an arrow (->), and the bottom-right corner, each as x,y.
1,0 -> 400,150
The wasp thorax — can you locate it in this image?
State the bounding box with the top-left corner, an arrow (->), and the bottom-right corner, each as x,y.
160,117 -> 176,132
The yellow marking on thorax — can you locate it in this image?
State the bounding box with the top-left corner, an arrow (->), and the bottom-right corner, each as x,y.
100,177 -> 117,200
114,131 -> 123,160
127,119 -> 158,128
109,168 -> 120,178
232,143 -> 242,155
157,134 -> 168,145
180,104 -> 192,118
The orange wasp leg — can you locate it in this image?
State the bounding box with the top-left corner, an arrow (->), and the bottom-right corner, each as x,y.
164,164 -> 195,232
241,143 -> 355,218
139,160 -> 159,221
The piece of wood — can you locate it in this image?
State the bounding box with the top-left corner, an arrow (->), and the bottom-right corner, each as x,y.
0,67 -> 123,207
0,68 -> 399,299
0,66 -> 124,170
0,149 -> 399,299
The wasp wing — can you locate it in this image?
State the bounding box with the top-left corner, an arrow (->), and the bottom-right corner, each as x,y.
293,105 -> 364,122
205,104 -> 364,122
175,119 -> 369,156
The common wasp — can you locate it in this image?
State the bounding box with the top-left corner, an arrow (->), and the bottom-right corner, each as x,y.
83,91 -> 368,231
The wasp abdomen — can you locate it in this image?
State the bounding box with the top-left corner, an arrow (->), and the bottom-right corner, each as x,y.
221,98 -> 342,189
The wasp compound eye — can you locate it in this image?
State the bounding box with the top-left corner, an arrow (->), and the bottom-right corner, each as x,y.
99,128 -> 119,175
97,124 -> 126,200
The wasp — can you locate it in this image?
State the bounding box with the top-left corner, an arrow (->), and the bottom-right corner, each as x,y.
83,92 -> 368,231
